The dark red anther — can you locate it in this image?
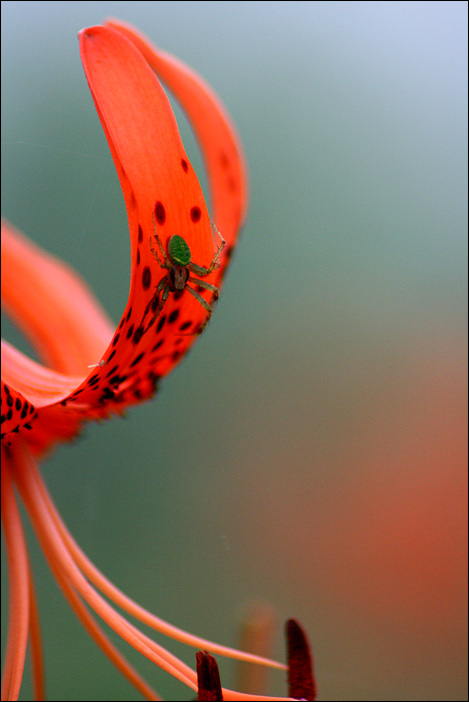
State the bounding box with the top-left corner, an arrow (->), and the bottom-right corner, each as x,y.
286,619 -> 316,701
196,651 -> 223,701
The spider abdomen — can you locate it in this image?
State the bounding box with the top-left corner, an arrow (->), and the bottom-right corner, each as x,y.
168,235 -> 191,267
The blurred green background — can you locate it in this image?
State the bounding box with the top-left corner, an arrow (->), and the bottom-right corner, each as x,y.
2,1 -> 467,700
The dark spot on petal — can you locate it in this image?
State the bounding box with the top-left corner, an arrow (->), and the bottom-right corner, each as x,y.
112,333 -> 120,346
126,324 -> 134,339
148,370 -> 161,386
155,201 -> 166,224
179,321 -> 192,331
137,248 -> 140,266
190,206 -> 201,223
181,158 -> 188,172
157,315 -> 166,333
142,266 -> 151,290
168,309 -> 179,324
100,387 -> 115,401
138,224 -> 143,244
220,151 -> 229,168
133,327 -> 144,345
130,352 -> 145,368
105,365 -> 119,378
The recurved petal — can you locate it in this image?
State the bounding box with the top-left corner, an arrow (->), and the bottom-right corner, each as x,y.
79,25 -> 215,265
79,24 -> 223,377
2,24 -> 248,454
1,220 -> 114,376
105,18 -> 248,278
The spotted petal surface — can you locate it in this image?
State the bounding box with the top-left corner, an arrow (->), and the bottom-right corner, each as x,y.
1,22 -> 248,455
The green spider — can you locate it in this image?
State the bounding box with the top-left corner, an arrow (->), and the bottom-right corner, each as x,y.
141,217 -> 225,336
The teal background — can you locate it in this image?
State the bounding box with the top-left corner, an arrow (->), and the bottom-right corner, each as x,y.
2,1 -> 467,700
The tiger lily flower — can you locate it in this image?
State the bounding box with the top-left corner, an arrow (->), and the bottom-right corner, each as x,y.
1,19 -> 310,701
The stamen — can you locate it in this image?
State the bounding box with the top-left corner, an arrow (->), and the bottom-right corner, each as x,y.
286,619 -> 316,701
196,651 -> 223,701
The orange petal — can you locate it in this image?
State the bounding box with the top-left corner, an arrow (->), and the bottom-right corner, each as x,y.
1,220 -> 114,376
79,25 -> 215,259
1,222 -> 113,452
105,18 -> 249,275
79,24 -> 225,377
2,24 -> 248,453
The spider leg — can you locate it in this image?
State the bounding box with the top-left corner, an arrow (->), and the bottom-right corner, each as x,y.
183,284 -> 216,335
189,229 -> 226,277
187,276 -> 219,301
149,237 -> 165,267
150,213 -> 171,268
210,221 -> 226,271
140,275 -> 171,335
